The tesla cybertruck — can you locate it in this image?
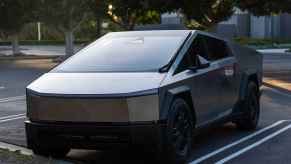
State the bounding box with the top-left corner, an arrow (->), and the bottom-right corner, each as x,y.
26,30 -> 262,163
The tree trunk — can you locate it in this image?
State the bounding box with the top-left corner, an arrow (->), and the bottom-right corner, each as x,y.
12,35 -> 21,56
96,17 -> 102,38
65,31 -> 74,57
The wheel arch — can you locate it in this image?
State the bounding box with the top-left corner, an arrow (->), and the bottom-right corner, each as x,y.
160,86 -> 196,125
239,72 -> 260,102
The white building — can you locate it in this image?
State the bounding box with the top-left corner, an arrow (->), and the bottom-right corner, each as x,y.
135,10 -> 291,39
217,9 -> 291,39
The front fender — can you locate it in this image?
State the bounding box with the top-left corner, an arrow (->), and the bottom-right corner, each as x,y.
159,86 -> 192,121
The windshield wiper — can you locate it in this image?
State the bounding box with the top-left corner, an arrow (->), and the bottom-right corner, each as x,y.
159,63 -> 170,73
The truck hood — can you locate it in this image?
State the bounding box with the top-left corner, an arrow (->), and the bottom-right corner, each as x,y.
27,72 -> 166,97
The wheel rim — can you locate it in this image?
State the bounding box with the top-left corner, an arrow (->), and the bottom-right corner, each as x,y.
171,108 -> 192,156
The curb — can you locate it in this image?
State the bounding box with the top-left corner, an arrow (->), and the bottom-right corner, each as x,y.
0,142 -> 75,164
0,142 -> 32,156
263,81 -> 291,95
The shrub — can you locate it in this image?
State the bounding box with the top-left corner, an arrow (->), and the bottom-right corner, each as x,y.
235,37 -> 291,49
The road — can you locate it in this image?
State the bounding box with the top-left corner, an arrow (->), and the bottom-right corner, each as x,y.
0,53 -> 291,163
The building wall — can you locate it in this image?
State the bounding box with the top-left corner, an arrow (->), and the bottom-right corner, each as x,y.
237,14 -> 250,37
215,24 -> 237,39
280,13 -> 291,39
161,13 -> 183,24
218,10 -> 291,39
272,15 -> 281,38
137,11 -> 291,39
218,11 -> 250,38
250,14 -> 291,39
250,16 -> 270,38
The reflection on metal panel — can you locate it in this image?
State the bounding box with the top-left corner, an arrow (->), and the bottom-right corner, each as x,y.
127,95 -> 159,122
28,94 -> 160,123
29,95 -> 129,122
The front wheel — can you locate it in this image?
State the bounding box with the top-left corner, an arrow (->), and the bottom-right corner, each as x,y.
32,145 -> 70,158
30,134 -> 70,158
235,82 -> 260,130
164,98 -> 194,164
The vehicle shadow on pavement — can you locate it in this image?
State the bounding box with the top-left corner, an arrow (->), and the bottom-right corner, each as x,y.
66,148 -> 159,164
64,124 -> 253,164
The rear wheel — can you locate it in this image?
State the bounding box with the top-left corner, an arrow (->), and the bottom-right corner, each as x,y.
165,98 -> 194,164
235,82 -> 260,130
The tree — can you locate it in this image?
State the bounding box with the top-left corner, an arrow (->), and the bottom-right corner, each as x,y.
0,0 -> 38,55
106,0 -> 161,30
88,0 -> 108,37
159,0 -> 235,29
38,0 -> 91,56
236,0 -> 291,16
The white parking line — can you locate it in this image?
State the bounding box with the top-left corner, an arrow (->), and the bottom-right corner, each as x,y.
216,122 -> 291,164
0,116 -> 25,123
0,95 -> 25,103
190,120 -> 288,164
0,114 -> 26,121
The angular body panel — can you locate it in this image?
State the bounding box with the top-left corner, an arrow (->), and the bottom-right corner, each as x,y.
25,30 -> 263,154
27,72 -> 165,96
27,94 -> 159,122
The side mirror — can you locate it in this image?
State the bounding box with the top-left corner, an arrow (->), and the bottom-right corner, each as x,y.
188,66 -> 199,72
199,62 -> 210,69
188,63 -> 210,72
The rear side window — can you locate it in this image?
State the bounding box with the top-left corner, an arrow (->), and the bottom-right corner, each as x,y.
203,36 -> 231,61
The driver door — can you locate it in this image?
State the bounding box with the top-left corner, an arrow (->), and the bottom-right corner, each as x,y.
172,34 -> 225,126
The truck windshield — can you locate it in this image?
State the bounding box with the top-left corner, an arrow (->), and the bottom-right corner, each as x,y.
53,31 -> 189,72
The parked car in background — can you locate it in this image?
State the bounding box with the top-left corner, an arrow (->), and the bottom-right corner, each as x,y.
25,30 -> 262,163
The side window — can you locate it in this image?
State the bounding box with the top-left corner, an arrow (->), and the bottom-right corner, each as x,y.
174,35 -> 207,74
204,36 -> 231,61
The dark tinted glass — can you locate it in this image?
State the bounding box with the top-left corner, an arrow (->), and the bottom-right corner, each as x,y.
54,32 -> 188,72
175,35 -> 205,74
203,36 -> 230,61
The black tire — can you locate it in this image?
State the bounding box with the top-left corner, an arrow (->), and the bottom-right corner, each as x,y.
235,82 -> 260,130
164,98 -> 194,164
32,137 -> 70,158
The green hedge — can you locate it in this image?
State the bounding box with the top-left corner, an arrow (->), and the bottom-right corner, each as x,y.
0,40 -> 91,46
235,37 -> 291,49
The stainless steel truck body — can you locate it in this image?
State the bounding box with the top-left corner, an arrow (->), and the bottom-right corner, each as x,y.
25,30 -> 262,163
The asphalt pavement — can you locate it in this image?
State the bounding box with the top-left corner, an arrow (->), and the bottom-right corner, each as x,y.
0,53 -> 291,163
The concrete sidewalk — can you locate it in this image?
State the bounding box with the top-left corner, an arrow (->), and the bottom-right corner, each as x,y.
0,45 -> 83,56
0,141 -> 73,164
258,49 -> 290,54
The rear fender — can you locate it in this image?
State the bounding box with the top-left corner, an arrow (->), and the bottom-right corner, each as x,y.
238,72 -> 260,102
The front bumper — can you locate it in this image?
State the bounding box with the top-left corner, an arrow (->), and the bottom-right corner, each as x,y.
25,120 -> 166,150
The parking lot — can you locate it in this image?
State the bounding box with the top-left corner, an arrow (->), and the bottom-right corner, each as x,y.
1,53 -> 291,163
